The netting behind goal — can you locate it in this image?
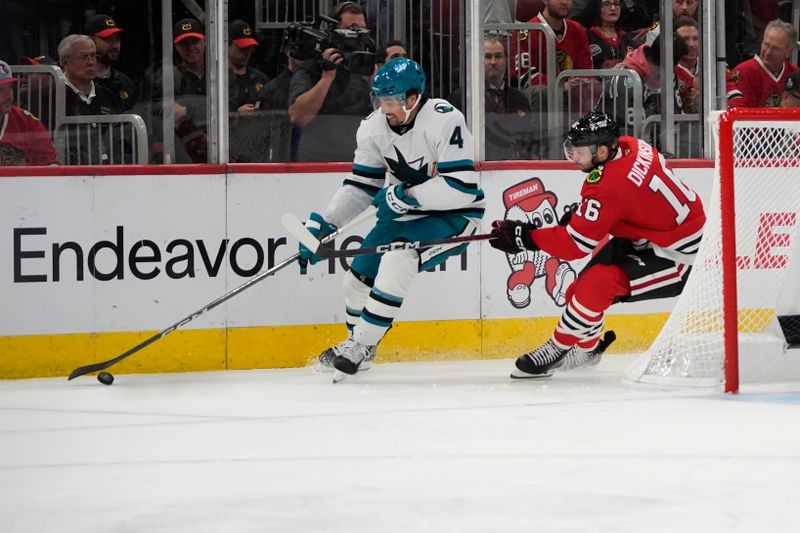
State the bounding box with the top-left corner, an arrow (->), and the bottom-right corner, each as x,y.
626,108 -> 800,392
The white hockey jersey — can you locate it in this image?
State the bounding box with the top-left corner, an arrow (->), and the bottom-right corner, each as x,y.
322,97 -> 485,228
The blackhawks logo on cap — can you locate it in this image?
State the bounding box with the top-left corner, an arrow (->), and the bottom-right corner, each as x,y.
182,22 -> 193,31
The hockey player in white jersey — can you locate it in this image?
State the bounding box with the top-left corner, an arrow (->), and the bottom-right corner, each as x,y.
298,58 -> 485,379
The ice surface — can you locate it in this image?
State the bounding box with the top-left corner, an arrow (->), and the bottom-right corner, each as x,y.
2,355 -> 800,533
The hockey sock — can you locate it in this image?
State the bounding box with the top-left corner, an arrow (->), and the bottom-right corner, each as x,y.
342,269 -> 372,333
353,249 -> 417,346
553,296 -> 606,349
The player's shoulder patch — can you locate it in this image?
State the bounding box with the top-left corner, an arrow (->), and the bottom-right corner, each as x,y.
730,70 -> 740,84
434,102 -> 454,113
585,167 -> 603,184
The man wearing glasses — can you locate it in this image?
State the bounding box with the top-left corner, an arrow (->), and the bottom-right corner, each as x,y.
58,34 -> 119,117
57,34 -> 122,164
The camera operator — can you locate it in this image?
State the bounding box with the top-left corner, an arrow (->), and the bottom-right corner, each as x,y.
287,2 -> 374,162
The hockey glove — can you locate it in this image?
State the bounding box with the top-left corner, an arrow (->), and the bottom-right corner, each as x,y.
298,212 -> 337,272
372,183 -> 420,220
489,220 -> 539,254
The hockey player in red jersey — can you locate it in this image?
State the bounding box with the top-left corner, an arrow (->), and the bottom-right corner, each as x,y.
489,112 -> 706,378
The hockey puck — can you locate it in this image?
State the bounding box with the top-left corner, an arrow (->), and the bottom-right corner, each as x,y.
97,371 -> 114,386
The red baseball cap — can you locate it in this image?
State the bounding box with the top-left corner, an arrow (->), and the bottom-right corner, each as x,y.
86,14 -> 125,38
230,20 -> 259,48
174,18 -> 205,44
503,177 -> 557,211
0,61 -> 18,86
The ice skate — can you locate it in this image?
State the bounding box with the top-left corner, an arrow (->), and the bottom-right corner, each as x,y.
555,331 -> 617,371
315,337 -> 377,373
510,339 -> 569,379
331,339 -> 376,383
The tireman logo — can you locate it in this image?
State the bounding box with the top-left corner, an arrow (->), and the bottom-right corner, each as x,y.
182,22 -> 192,31
119,90 -> 129,100
500,178 -> 577,308
105,18 -> 116,27
243,27 -> 252,35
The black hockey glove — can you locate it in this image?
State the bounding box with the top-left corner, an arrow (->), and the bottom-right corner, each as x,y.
489,220 -> 539,254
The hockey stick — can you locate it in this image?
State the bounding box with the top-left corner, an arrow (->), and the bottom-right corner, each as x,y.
67,212 -> 373,381
281,209 -> 492,259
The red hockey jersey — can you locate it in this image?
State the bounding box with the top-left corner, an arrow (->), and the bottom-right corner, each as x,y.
510,14 -> 592,85
727,56 -> 799,108
0,106 -> 58,166
530,136 -> 706,264
675,63 -> 698,113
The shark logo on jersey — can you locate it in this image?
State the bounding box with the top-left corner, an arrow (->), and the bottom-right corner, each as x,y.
384,146 -> 432,185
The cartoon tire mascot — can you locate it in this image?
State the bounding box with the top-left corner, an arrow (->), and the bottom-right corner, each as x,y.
502,178 -> 577,308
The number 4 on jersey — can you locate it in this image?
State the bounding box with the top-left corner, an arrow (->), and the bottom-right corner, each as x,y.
449,126 -> 464,149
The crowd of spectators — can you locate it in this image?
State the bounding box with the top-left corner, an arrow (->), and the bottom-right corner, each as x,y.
0,0 -> 799,166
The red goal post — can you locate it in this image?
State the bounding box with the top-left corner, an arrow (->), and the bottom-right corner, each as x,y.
627,108 -> 800,393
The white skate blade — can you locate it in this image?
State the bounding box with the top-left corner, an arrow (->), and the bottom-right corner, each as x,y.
332,370 -> 350,383
510,368 -> 554,379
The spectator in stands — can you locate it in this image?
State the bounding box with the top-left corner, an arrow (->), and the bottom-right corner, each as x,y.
672,0 -> 698,20
629,0 -> 697,48
58,35 -> 119,117
228,19 -> 270,162
85,14 -> 138,112
18,55 -> 59,131
511,0 -> 593,111
288,1 -> 374,161
581,0 -> 634,69
228,19 -> 268,115
447,36 -> 537,159
674,17 -> 700,114
598,35 -> 686,130
58,34 -> 124,164
257,41 -> 302,162
140,18 -> 207,163
782,70 -> 800,108
0,60 -> 58,166
727,19 -> 799,108
378,40 -> 407,65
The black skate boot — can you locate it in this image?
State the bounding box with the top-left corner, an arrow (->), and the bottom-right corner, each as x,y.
331,339 -> 376,383
510,339 -> 570,379
316,338 -> 377,373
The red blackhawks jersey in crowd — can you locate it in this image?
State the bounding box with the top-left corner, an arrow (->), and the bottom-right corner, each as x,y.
727,56 -> 799,108
510,14 -> 592,85
675,63 -> 699,113
0,106 -> 58,166
529,137 -> 706,264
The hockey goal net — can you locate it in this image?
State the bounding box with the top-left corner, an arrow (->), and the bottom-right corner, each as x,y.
626,108 -> 800,393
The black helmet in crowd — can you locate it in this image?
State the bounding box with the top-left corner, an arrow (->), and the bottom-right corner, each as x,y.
565,111 -> 620,149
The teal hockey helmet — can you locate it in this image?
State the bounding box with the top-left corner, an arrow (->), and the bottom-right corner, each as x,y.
371,57 -> 426,100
